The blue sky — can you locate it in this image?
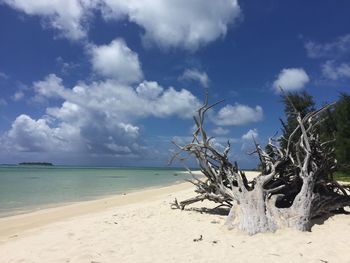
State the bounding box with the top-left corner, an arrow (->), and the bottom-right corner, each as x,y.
0,0 -> 349,168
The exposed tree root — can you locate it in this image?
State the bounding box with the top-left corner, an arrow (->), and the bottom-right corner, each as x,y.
170,90 -> 350,235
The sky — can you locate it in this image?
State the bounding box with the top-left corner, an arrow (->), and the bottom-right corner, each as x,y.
0,0 -> 349,168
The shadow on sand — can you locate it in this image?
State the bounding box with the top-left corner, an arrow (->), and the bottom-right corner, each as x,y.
310,208 -> 350,229
183,205 -> 350,231
183,206 -> 230,216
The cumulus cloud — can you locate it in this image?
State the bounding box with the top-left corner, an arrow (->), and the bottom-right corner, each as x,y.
273,68 -> 310,92
4,0 -> 242,49
89,39 -> 143,83
241,128 -> 258,140
44,78 -> 200,120
6,114 -> 81,152
32,73 -> 67,103
241,128 -> 258,152
102,0 -> 241,50
321,60 -> 350,80
179,69 -> 209,88
136,81 -> 163,99
305,34 -> 350,59
212,103 -> 263,126
212,127 -> 230,136
153,87 -> 200,118
4,112 -> 142,157
2,73 -> 201,157
2,0 -> 97,40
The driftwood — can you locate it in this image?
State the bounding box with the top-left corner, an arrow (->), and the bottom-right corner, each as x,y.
171,91 -> 350,235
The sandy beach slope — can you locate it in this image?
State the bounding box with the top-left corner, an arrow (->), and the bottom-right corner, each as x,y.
1,173 -> 350,263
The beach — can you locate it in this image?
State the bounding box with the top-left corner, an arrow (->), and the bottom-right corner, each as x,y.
1,172 -> 350,263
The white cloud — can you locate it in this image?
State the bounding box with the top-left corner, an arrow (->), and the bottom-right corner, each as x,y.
153,87 -> 200,118
321,60 -> 350,80
2,0 -> 97,40
136,81 -> 163,99
39,77 -> 200,120
241,128 -> 258,152
100,0 -> 242,50
180,69 -> 209,88
212,127 -> 230,136
33,73 -> 67,102
119,123 -> 139,138
4,0 -> 242,49
305,34 -> 350,59
213,103 -> 263,126
242,128 -> 258,140
2,74 -> 201,156
273,68 -> 310,92
6,114 -> 81,152
4,108 -> 142,156
89,39 -> 143,83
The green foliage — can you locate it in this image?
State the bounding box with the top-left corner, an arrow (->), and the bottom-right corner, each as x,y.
317,107 -> 337,143
334,171 -> 350,182
279,91 -> 315,149
278,91 -> 350,173
333,93 -> 350,172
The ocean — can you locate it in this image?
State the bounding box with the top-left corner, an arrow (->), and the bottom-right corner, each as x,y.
0,165 -> 190,217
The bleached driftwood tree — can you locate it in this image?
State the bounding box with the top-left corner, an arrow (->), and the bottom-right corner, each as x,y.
171,92 -> 350,235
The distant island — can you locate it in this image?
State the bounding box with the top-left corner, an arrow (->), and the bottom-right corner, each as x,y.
19,162 -> 53,166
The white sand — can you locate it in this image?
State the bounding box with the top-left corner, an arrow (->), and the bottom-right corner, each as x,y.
1,172 -> 350,263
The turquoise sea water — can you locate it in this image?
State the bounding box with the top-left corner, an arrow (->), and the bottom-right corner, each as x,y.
0,165 -> 189,217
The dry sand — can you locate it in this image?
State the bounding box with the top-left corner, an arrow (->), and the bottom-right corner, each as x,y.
1,172 -> 350,263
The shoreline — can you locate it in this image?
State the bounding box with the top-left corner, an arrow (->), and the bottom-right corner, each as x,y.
0,177 -> 188,219
0,168 -> 202,219
0,170 -> 261,239
0,181 -> 192,242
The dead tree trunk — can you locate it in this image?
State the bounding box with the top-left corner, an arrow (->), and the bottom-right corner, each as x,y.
171,91 -> 350,235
